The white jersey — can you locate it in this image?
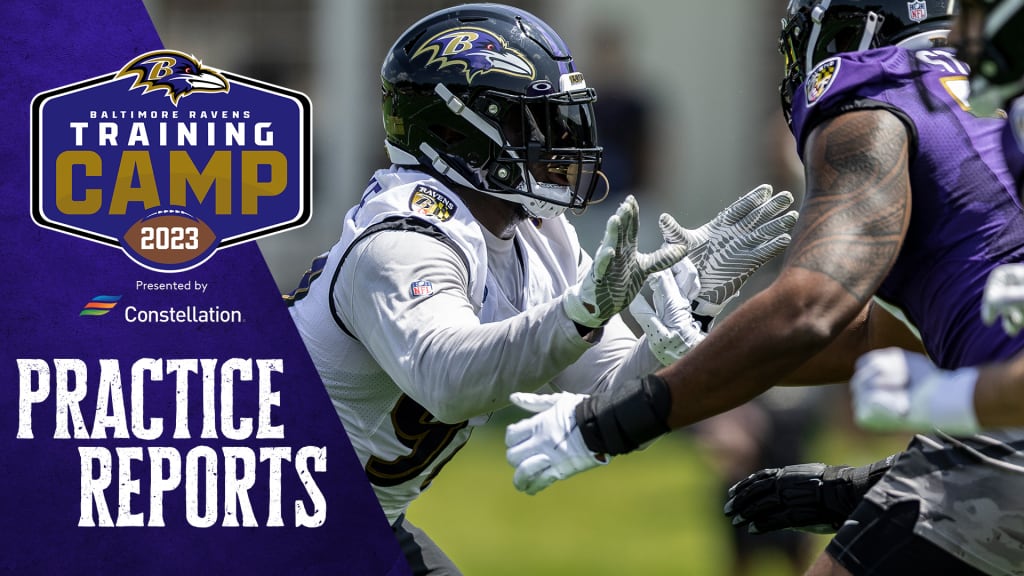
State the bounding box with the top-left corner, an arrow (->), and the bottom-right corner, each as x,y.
288,167 -> 658,523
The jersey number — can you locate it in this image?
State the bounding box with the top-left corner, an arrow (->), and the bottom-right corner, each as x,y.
365,394 -> 468,488
915,50 -> 970,75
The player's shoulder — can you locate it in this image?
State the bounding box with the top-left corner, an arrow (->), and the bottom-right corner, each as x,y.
800,48 -> 909,110
791,47 -> 920,153
351,169 -> 486,246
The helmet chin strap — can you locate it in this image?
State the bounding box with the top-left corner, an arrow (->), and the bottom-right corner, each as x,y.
805,2 -> 883,77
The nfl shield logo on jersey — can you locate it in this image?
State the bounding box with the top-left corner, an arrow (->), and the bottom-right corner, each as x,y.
908,1 -> 928,22
410,280 -> 434,297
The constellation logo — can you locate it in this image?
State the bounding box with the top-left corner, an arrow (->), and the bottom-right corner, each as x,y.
80,295 -> 122,317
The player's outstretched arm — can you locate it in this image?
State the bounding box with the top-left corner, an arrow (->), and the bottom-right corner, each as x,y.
504,110 -> 910,494
573,109 -> 913,457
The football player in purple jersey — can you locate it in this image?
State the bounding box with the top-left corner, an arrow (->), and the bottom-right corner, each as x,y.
850,0 -> 1024,434
848,0 -> 1024,467
505,1 -> 1024,573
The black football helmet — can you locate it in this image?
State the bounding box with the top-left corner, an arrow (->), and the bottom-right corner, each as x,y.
381,4 -> 603,219
779,0 -> 958,124
956,0 -> 1024,112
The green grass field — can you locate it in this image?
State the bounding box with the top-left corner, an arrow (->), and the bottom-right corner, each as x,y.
408,411 -> 907,576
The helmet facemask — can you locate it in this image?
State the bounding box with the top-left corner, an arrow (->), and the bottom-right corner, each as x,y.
476,86 -> 603,218
390,81 -> 604,220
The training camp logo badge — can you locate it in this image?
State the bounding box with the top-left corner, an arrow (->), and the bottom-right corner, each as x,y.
410,185 -> 457,222
806,57 -> 841,107
412,27 -> 536,84
31,49 -> 312,272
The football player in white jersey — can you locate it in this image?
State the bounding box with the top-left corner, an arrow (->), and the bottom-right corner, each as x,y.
284,4 -> 797,575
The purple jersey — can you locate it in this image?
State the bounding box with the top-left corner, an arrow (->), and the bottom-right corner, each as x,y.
790,46 -> 1024,369
1005,98 -> 1024,187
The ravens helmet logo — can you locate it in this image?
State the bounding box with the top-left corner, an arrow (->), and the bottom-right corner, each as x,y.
411,26 -> 536,84
116,50 -> 229,105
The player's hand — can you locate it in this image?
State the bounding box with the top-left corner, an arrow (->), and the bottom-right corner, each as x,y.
564,195 -> 688,328
660,184 -> 797,318
505,392 -> 608,495
851,347 -> 980,435
724,463 -> 870,534
982,263 -> 1024,336
629,267 -> 706,365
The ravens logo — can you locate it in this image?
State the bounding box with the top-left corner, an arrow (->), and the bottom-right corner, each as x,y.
116,50 -> 229,105
412,26 -> 535,84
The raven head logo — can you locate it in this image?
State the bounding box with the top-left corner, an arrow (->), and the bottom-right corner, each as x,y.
412,27 -> 536,84
116,50 -> 229,105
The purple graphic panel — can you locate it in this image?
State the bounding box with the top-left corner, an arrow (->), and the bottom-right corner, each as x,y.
0,2 -> 408,574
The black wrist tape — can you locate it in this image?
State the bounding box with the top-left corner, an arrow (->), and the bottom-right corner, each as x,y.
824,452 -> 899,514
575,374 -> 672,455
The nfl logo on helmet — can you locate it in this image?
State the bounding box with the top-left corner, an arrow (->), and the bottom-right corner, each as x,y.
908,1 -> 928,22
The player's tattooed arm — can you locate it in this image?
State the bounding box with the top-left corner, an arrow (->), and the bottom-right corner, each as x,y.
788,109 -> 911,303
655,109 -> 913,428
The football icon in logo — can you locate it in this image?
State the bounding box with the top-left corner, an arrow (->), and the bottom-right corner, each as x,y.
121,209 -> 218,268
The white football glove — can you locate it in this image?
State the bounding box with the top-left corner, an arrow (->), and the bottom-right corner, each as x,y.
564,195 -> 688,328
660,184 -> 797,318
851,347 -> 980,435
981,263 -> 1024,336
629,267 -> 706,366
505,392 -> 608,495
